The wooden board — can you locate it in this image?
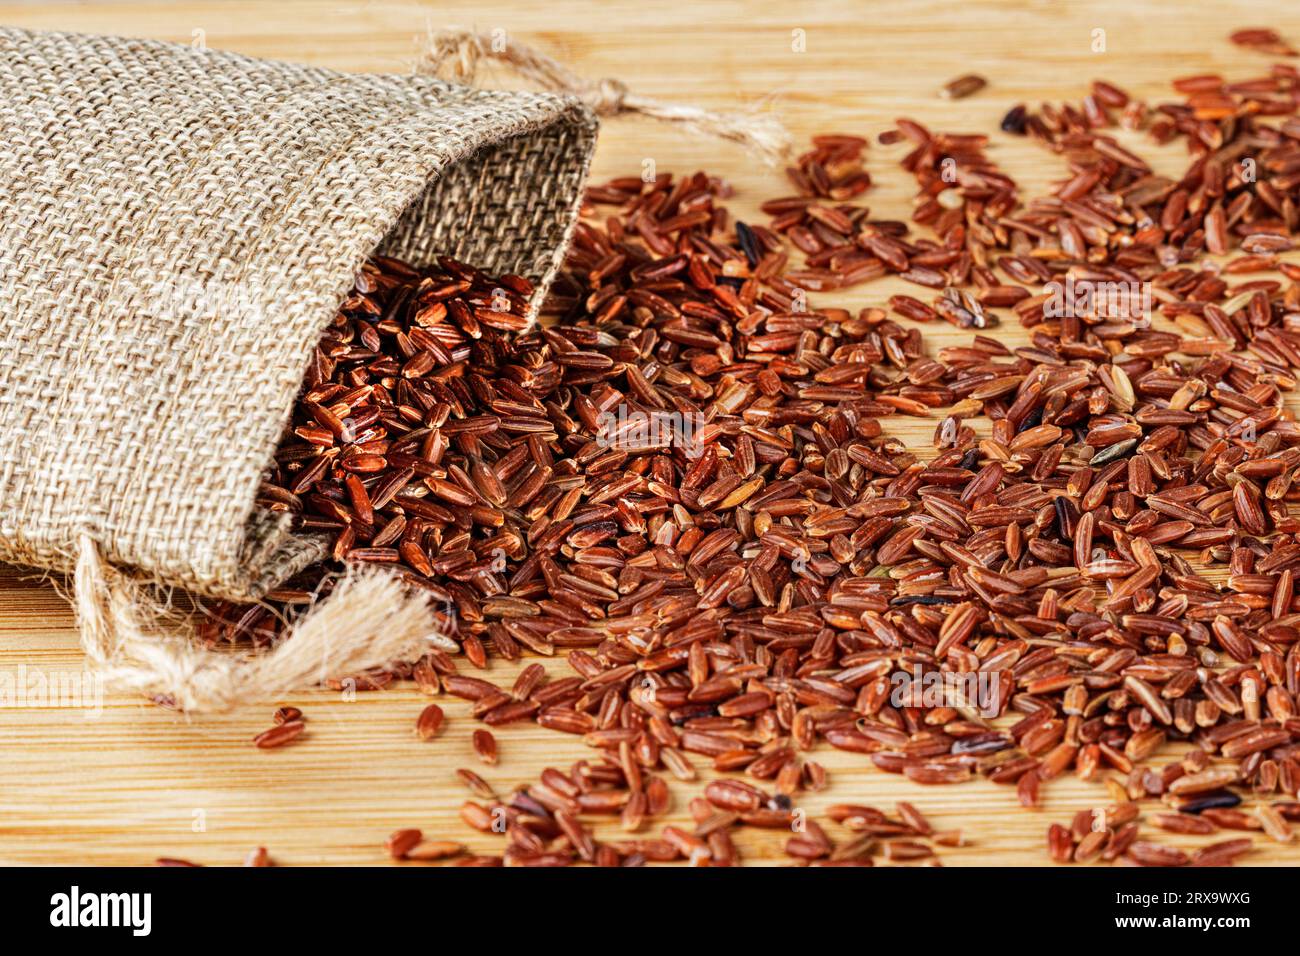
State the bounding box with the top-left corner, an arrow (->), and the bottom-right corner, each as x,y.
1,0 -> 1298,866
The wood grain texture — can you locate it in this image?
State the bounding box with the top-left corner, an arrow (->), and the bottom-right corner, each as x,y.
2,0 -> 1298,866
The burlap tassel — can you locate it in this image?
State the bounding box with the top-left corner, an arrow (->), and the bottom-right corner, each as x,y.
418,28 -> 792,165
73,535 -> 453,713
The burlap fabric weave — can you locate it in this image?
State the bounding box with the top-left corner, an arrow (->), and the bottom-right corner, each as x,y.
0,27 -> 598,604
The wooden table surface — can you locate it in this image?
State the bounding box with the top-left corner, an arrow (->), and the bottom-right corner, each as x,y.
2,0 -> 1299,866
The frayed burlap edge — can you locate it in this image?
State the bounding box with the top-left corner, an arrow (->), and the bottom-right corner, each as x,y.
75,534 -> 456,713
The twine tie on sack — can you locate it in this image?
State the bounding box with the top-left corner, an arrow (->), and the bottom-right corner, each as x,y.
419,28 -> 792,165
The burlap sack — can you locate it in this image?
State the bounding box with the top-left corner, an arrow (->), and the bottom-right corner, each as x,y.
0,27 -> 598,709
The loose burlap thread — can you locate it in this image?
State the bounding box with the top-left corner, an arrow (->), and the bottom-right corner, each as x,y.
417,29 -> 792,164
0,27 -> 599,710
